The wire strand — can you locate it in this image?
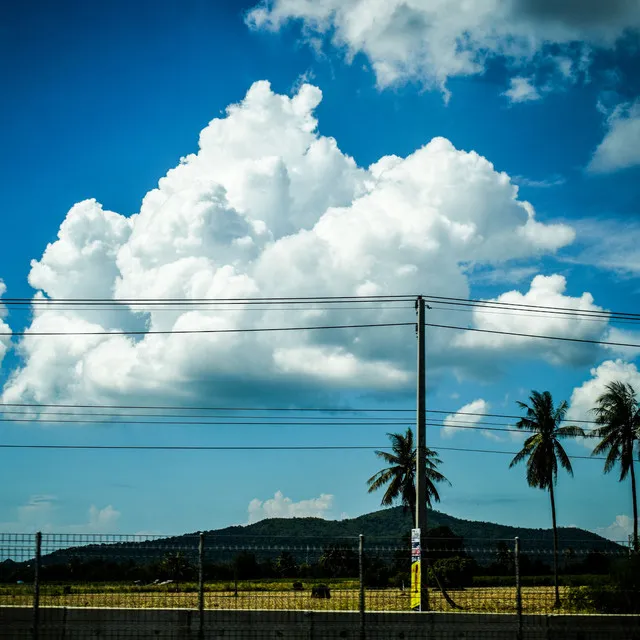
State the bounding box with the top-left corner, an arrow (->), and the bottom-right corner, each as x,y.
0,443 -> 607,459
0,321 -> 415,337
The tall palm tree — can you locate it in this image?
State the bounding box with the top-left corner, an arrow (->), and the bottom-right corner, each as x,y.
366,428 -> 449,526
509,391 -> 584,608
591,381 -> 640,552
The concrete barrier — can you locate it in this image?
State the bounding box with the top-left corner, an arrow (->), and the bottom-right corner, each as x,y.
1,606 -> 639,639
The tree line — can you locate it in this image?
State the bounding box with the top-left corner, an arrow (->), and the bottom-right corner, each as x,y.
367,381 -> 640,608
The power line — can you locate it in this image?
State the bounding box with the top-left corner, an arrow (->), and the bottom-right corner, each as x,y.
436,445 -> 602,460
0,416 -> 605,438
422,294 -> 640,321
0,402 -> 416,412
0,402 -> 601,424
427,303 -> 640,327
0,409 -> 518,426
0,320 -> 636,348
3,304 -> 414,313
1,295 -> 416,306
0,409 -> 413,421
0,443 -> 607,460
424,408 -> 598,424
0,444 -> 382,450
4,292 -> 639,321
0,417 -> 416,426
425,322 -> 640,349
0,321 -> 414,337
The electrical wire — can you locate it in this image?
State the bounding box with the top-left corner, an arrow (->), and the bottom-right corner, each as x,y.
1,295 -> 416,306
3,292 -> 639,321
0,415 -> 605,438
0,321 -> 415,337
0,443 -> 609,459
427,303 -> 640,327
424,322 -> 640,349
0,402 -> 602,424
421,294 -> 640,321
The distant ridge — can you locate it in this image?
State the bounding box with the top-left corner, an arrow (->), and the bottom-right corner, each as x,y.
30,506 -> 623,567
196,507 -> 622,551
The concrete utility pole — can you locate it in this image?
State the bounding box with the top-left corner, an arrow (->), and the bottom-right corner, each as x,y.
415,295 -> 428,610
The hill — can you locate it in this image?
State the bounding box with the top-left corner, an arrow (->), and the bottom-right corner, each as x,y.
32,506 -> 622,570
198,506 -> 621,552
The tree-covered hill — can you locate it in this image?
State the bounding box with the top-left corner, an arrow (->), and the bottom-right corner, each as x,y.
29,506 -> 622,569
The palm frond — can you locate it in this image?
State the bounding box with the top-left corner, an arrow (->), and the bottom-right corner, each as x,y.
366,468 -> 396,493
556,425 -> 585,439
554,441 -> 573,475
373,450 -> 400,465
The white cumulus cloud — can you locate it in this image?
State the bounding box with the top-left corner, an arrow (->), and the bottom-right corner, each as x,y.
247,490 -> 334,523
443,399 -> 489,438
503,77 -> 542,104
0,496 -> 121,534
588,99 -> 640,173
246,0 -> 640,92
595,514 -> 638,543
454,274 -> 609,366
568,359 -> 640,426
2,81 -> 581,409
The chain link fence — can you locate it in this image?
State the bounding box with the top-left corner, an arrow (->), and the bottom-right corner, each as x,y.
0,531 -> 638,638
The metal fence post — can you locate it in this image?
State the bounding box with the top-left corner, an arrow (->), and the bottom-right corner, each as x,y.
33,531 -> 42,640
198,532 -> 205,639
515,536 -> 522,640
359,534 -> 365,640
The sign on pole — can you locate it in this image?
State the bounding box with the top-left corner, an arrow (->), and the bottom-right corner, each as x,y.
411,527 -> 421,611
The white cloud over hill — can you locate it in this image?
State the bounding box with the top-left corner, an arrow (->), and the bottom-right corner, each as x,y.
248,491 -> 334,522
1,81 -> 601,410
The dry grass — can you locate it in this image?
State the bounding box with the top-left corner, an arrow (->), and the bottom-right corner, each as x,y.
0,585 -> 573,613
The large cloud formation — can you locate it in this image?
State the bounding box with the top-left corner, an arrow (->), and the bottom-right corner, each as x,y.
246,0 -> 640,91
3,81 -> 584,408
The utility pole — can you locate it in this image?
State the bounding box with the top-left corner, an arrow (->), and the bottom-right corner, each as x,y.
415,295 -> 428,611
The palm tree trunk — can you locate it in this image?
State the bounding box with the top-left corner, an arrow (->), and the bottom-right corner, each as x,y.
549,482 -> 560,608
630,459 -> 638,552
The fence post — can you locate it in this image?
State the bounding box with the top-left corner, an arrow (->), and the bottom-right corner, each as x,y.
198,532 -> 205,639
515,536 -> 522,640
32,531 -> 42,640
359,534 -> 365,640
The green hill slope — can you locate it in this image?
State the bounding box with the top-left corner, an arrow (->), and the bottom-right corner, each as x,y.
201,507 -> 620,552
29,507 -> 622,571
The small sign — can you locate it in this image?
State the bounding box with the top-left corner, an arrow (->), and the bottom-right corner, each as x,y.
410,528 -> 421,610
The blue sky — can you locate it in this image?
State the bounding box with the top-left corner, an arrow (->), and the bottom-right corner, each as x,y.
1,0 -> 640,542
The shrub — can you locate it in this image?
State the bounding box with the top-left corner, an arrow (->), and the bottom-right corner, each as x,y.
566,586 -> 597,613
566,555 -> 640,614
292,581 -> 304,591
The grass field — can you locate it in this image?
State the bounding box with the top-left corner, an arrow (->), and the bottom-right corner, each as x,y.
0,582 -> 573,613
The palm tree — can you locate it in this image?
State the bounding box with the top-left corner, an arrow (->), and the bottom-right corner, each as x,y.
591,381 -> 640,552
366,427 -> 450,526
509,391 -> 584,608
